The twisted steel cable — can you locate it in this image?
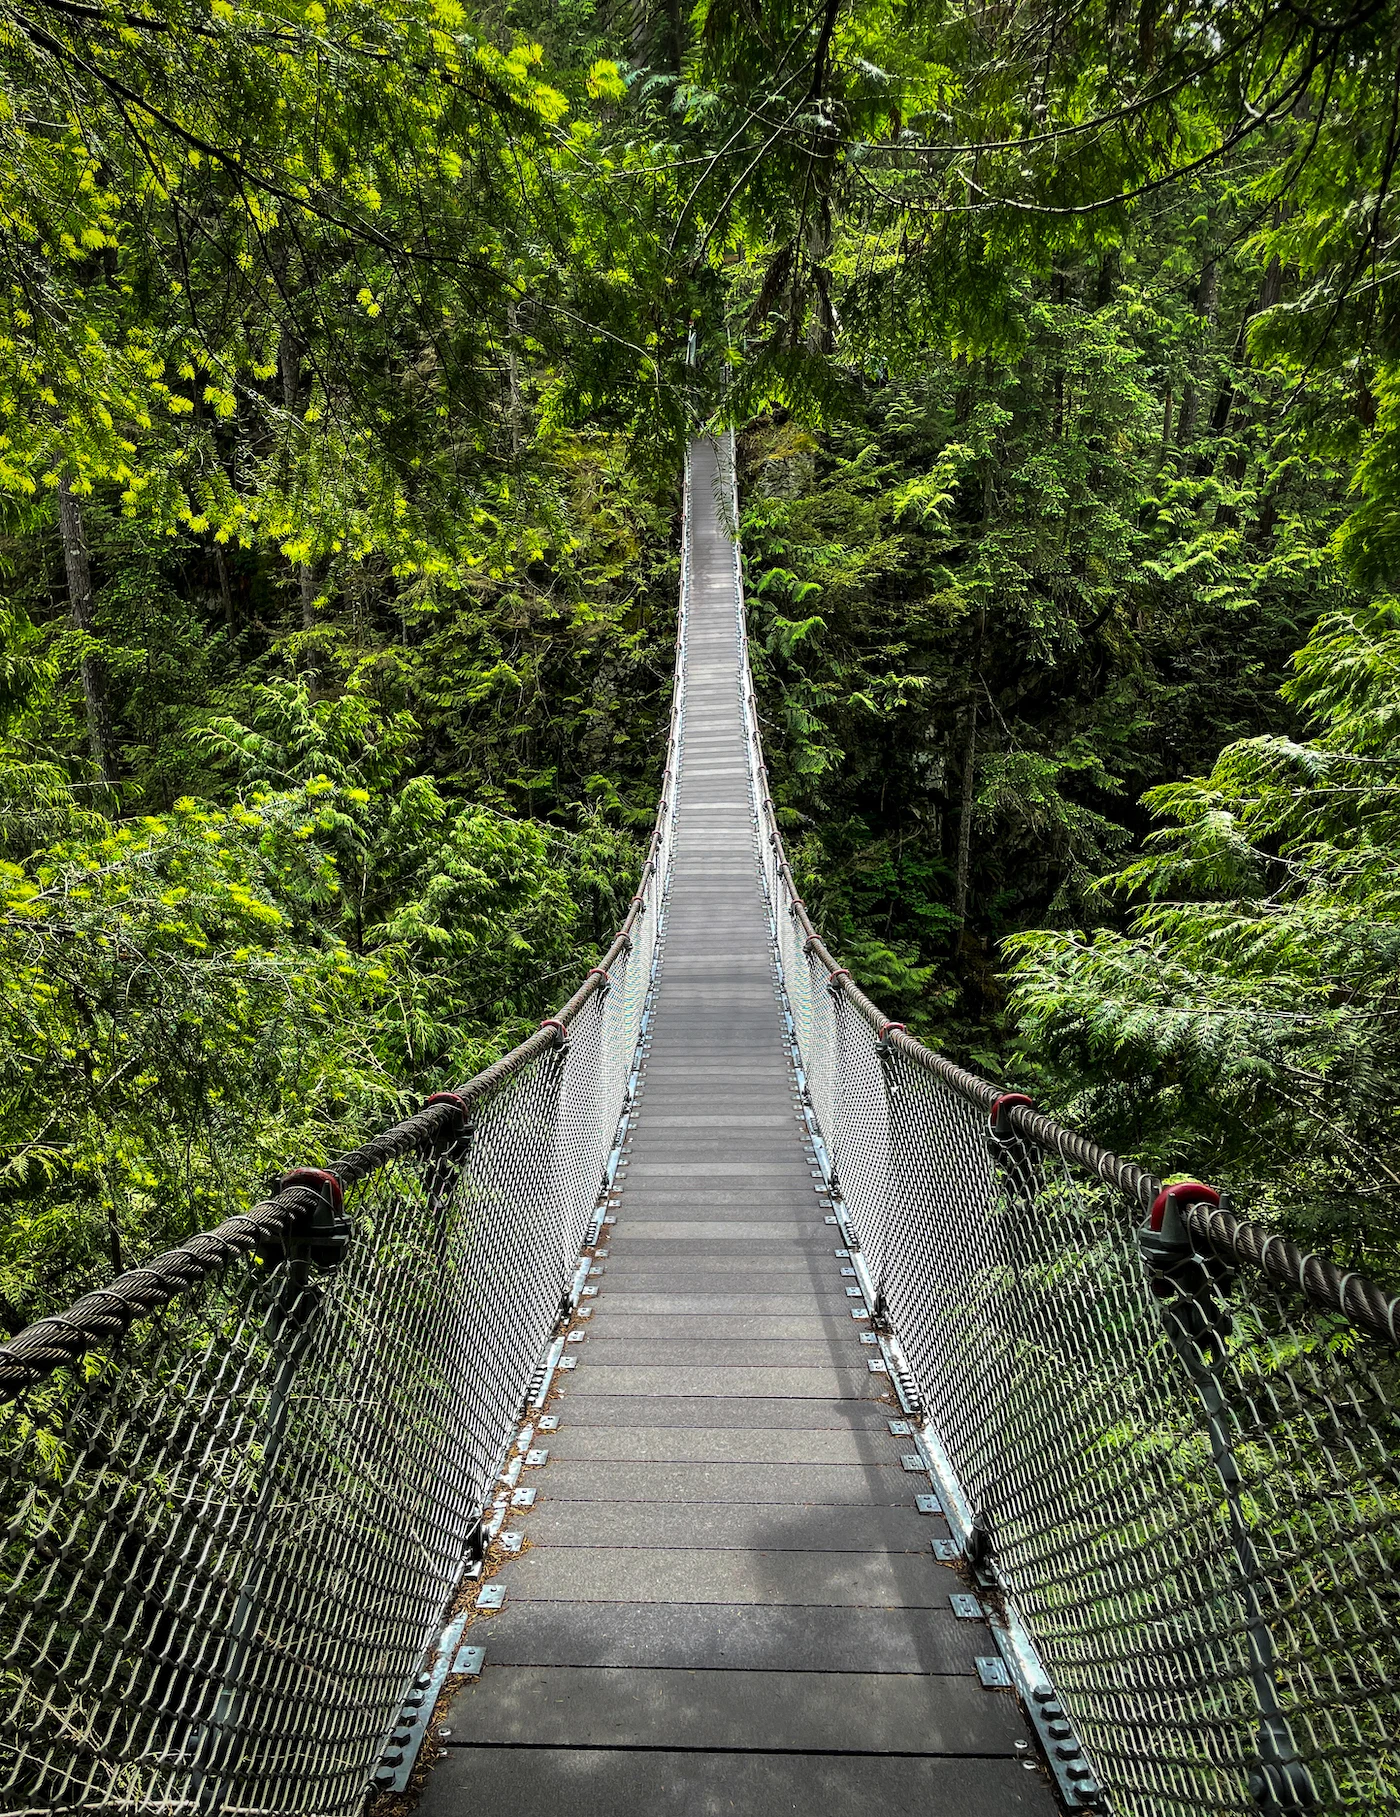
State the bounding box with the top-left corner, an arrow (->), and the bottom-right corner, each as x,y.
0,701 -> 680,1404
748,620 -> 1398,1353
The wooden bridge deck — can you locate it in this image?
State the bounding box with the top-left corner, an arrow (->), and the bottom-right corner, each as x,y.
418,441 -> 1053,1815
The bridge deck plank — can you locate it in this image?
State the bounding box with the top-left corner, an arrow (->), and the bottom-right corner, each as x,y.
550,1393 -> 898,1430
420,1749 -> 1045,1817
504,1502 -> 939,1553
439,1664 -> 1023,1752
421,439 -> 1052,1816
476,1600 -> 981,1673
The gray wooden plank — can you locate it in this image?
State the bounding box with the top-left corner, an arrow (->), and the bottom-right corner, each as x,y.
608,1222 -> 830,1241
598,1256 -> 847,1274
635,1104 -> 798,1119
591,1295 -> 864,1315
624,1158 -> 815,1175
618,1191 -> 827,1205
577,1330 -> 864,1359
468,1600 -> 982,1674
530,1459 -> 910,1504
601,1239 -> 841,1259
442,1666 -> 1023,1755
504,1547 -> 960,1608
518,1502 -> 939,1552
544,1424 -> 907,1465
420,1749 -> 1054,1817
625,1137 -> 810,1154
623,1165 -> 816,1181
577,1343 -> 870,1369
610,1203 -> 831,1219
563,1366 -> 877,1398
557,1395 -> 898,1429
584,1317 -> 856,1341
595,1272 -> 852,1292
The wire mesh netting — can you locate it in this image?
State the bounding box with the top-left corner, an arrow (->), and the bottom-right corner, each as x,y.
0,957 -> 666,1816
0,480 -> 686,1817
787,990 -> 1399,1815
718,430 -> 1400,1816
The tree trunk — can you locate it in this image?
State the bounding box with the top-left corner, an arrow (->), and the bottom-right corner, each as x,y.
279,326 -> 318,630
953,607 -> 986,931
1176,380 -> 1197,447
298,563 -> 318,632
953,706 -> 978,929
106,1205 -> 124,1278
806,198 -> 836,355
506,299 -> 523,459
1095,247 -> 1120,309
1137,0 -> 1155,70
663,0 -> 683,68
1258,254 -> 1284,314
1204,256 -> 1287,479
57,479 -> 119,782
214,543 -> 237,627
1196,259 -> 1219,324
1176,258 -> 1218,448
629,0 -> 649,60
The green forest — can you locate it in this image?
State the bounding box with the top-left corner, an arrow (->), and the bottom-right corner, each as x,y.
2,0 -> 1398,1327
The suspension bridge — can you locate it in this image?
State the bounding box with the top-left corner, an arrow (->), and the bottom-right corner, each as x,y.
2,437 -> 1397,1817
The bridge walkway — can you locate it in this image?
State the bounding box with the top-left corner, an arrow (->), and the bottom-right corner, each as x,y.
418,440 -> 1052,1814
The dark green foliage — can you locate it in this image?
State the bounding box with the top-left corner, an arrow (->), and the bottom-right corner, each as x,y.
4,0 -> 1400,1318
738,229 -> 1351,1051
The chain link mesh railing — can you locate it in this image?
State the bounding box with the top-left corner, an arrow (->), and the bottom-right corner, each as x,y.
0,477 -> 690,1817
717,432 -> 1400,1817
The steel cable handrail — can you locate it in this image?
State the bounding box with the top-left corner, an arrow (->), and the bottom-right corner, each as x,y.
758,770 -> 1398,1348
0,838 -> 674,1405
717,427 -> 1400,1817
0,460 -> 695,1817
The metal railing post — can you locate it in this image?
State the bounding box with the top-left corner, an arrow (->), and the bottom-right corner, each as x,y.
1140,1185 -> 1318,1815
190,1171 -> 347,1810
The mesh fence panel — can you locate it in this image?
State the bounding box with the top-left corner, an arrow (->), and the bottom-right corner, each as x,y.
0,460 -> 688,1817
0,1008 -> 655,1814
820,1026 -> 1400,1814
721,429 -> 1400,1816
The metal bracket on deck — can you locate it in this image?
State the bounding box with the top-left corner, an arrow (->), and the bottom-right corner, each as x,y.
888,1357 -> 1105,1811
372,1611 -> 470,1794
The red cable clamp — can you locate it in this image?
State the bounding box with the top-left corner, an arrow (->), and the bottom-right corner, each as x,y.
877,1021 -> 906,1049
539,1017 -> 569,1045
424,1091 -> 472,1122
276,1167 -> 350,1269
278,1167 -> 344,1214
1148,1181 -> 1220,1233
826,968 -> 852,992
587,967 -> 611,982
988,1092 -> 1034,1138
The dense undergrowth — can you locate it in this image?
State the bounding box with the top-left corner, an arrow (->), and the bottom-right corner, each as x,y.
0,440 -> 676,1324
3,0 -> 1399,1317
